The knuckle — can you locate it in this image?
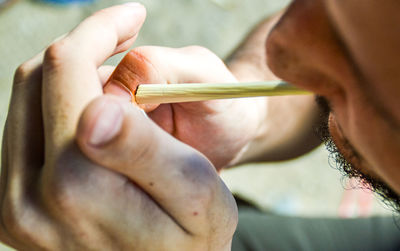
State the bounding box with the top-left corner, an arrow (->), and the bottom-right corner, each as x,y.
44,182 -> 78,214
41,145 -> 98,214
42,182 -> 78,214
125,46 -> 160,72
43,40 -> 71,69
181,154 -> 238,235
41,165 -> 81,213
182,45 -> 225,67
41,149 -> 95,214
13,61 -> 34,85
182,45 -> 213,56
181,154 -> 216,207
130,46 -> 156,59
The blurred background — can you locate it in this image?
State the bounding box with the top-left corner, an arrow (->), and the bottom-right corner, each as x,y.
0,0 -> 393,249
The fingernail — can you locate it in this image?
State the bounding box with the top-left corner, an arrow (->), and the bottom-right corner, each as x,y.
104,81 -> 133,103
89,99 -> 123,146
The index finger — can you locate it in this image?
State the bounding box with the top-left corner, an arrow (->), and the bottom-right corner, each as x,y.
42,3 -> 146,158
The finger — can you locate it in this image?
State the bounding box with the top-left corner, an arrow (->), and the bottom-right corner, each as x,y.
6,52 -> 44,182
98,65 -> 116,86
141,45 -> 237,84
42,3 -> 146,157
76,96 -> 237,236
104,46 -> 237,112
61,3 -> 145,67
0,53 -> 58,248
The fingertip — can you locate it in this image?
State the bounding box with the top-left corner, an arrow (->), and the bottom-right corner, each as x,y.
117,2 -> 147,38
120,2 -> 147,27
123,2 -> 147,14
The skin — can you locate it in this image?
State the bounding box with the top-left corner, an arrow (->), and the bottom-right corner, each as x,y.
104,47 -> 264,169
104,13 -> 323,168
0,5 -> 318,249
2,0 -> 400,249
225,12 -> 323,164
266,0 -> 400,193
0,4 -> 237,250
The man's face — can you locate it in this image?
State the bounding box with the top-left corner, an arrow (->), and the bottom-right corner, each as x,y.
266,0 -> 400,204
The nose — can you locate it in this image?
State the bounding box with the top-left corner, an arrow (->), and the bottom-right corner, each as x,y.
265,0 -> 351,99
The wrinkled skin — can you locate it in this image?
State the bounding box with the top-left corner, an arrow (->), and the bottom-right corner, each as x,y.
0,4 -> 237,250
266,0 -> 400,193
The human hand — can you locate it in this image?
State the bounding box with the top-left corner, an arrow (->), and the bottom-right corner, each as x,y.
105,46 -> 268,170
0,4 -> 237,250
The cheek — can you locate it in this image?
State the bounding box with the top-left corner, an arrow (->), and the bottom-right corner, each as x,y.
328,114 -> 365,172
327,112 -> 396,197
330,98 -> 400,194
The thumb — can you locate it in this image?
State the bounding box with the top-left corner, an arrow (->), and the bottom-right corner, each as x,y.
75,95 -> 234,235
76,95 -> 196,171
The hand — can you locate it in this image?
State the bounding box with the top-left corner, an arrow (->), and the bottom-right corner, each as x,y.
105,46 -> 267,169
0,4 -> 237,250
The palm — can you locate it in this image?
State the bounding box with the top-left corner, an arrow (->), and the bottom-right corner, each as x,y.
148,99 -> 260,169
